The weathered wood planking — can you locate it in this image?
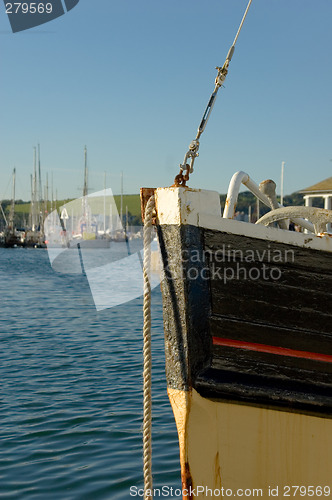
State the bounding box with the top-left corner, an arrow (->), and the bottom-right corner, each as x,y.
210,316 -> 332,355
158,223 -> 332,415
204,229 -> 332,334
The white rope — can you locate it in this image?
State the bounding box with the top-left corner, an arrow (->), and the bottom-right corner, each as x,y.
142,195 -> 155,500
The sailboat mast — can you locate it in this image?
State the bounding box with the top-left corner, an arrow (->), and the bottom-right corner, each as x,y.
38,144 -> 43,227
0,202 -> 7,228
9,168 -> 16,230
32,146 -> 37,231
103,171 -> 106,234
83,146 -> 88,197
51,173 -> 53,211
280,161 -> 285,206
82,145 -> 89,235
30,173 -> 33,228
44,173 -> 49,220
120,171 -> 123,227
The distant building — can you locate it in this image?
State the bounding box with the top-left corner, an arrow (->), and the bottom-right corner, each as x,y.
299,176 -> 332,232
299,176 -> 332,210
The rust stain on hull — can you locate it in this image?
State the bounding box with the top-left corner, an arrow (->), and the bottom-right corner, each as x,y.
140,187 -> 156,223
167,388 -> 194,500
182,462 -> 194,500
214,451 -> 222,490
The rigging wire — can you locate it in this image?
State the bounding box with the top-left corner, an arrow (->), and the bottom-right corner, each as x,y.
174,0 -> 253,186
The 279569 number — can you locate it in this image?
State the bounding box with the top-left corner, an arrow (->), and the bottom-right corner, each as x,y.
283,485 -> 331,496
5,3 -> 53,14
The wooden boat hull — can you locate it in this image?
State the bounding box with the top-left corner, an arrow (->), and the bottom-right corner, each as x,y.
154,186 -> 332,498
169,387 -> 332,497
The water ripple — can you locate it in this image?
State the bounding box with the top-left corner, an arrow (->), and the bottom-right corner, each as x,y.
0,249 -> 180,499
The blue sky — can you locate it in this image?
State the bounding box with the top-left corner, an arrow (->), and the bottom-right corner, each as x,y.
0,0 -> 331,201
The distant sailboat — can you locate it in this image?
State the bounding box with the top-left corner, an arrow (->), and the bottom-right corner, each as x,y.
25,146 -> 46,248
0,168 -> 24,247
111,171 -> 127,242
70,146 -> 110,248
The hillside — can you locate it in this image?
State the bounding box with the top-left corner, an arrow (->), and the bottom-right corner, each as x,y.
0,194 -> 143,229
1,190 -> 317,230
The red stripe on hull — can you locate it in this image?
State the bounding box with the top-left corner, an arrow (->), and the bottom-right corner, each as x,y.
212,337 -> 332,364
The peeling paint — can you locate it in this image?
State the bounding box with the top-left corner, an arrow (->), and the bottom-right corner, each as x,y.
224,197 -> 236,216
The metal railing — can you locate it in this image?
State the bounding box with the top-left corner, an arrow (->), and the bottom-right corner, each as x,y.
223,171 -> 315,233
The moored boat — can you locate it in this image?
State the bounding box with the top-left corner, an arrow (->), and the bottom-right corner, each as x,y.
0,168 -> 25,248
73,146 -> 111,248
139,0 -> 332,496
143,181 -> 332,498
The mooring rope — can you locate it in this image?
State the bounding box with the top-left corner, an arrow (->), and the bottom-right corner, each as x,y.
142,195 -> 155,499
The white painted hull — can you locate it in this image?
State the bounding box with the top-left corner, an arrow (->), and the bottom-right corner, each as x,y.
169,388 -> 332,498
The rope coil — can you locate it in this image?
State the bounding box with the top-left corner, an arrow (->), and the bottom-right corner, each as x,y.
142,195 -> 155,499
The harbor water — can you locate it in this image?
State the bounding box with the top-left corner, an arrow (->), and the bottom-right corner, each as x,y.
0,247 -> 181,499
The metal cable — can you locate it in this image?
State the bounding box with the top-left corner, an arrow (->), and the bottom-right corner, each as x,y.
175,0 -> 253,185
233,0 -> 253,46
